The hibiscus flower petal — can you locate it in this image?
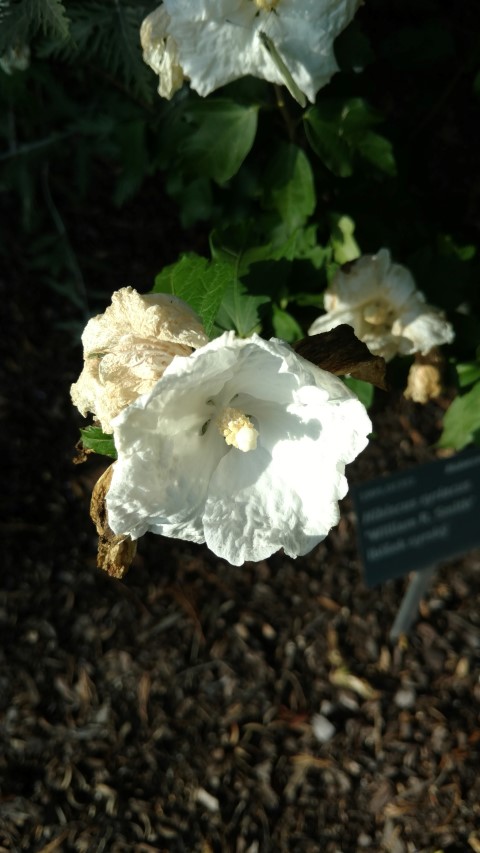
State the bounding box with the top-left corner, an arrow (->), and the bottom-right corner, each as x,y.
157,0 -> 359,102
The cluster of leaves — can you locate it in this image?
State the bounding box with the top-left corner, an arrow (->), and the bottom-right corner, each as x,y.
2,0 -> 480,450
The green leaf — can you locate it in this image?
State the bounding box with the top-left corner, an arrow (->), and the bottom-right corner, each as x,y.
438,382 -> 480,450
165,174 -> 215,228
355,131 -> 396,177
438,234 -> 476,262
271,305 -> 303,344
283,225 -> 326,268
210,221 -> 325,280
304,98 -> 396,178
80,426 -> 117,459
343,377 -> 375,409
456,362 -> 480,389
35,0 -> 69,39
153,254 -> 232,338
209,223 -> 282,277
340,98 -> 383,132
215,278 -> 269,338
263,143 -> 316,231
304,105 -> 354,178
180,99 -> 259,184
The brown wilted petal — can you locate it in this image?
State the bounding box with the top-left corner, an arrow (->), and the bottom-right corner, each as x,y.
90,465 -> 136,579
294,325 -> 388,390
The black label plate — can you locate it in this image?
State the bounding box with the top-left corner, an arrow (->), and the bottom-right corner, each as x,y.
351,447 -> 480,587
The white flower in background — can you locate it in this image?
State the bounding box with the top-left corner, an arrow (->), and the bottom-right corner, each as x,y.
308,249 -> 455,362
71,287 -> 208,433
106,332 -> 371,565
140,6 -> 185,100
0,44 -> 30,75
140,0 -> 360,104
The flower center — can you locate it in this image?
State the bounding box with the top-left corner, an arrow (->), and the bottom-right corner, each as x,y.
216,407 -> 259,453
362,300 -> 394,326
253,0 -> 280,11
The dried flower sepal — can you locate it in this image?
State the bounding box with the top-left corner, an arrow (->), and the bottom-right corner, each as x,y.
404,349 -> 445,404
73,439 -> 93,465
90,465 -> 136,579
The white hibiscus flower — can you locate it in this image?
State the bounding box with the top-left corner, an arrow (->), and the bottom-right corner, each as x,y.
308,249 -> 455,362
71,287 -> 208,433
140,0 -> 360,104
106,331 -> 371,565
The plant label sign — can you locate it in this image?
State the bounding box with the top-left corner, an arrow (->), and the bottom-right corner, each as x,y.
352,447 -> 480,587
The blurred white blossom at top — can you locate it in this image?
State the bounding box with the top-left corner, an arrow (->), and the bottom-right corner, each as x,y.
140,0 -> 360,103
106,331 -> 371,565
0,44 -> 30,75
308,249 -> 455,362
71,287 -> 208,433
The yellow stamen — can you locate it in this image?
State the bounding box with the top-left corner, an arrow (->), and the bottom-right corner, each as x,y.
217,407 -> 259,452
363,300 -> 393,326
254,0 -> 280,11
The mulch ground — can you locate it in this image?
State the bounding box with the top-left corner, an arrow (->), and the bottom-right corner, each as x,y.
2,179 -> 480,853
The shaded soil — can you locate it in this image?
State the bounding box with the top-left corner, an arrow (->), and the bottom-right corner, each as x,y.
2,183 -> 480,853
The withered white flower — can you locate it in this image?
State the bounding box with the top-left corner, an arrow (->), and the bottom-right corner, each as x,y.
308,249 -> 455,362
106,332 -> 371,565
140,6 -> 185,100
141,0 -> 360,104
71,287 -> 208,433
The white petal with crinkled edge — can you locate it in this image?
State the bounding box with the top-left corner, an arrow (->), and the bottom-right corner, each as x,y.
396,304 -> 456,355
159,0 -> 360,103
325,250 -> 417,313
107,331 -> 371,565
308,307 -> 355,336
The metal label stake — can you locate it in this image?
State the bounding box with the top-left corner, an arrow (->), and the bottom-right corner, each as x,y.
389,565 -> 437,641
